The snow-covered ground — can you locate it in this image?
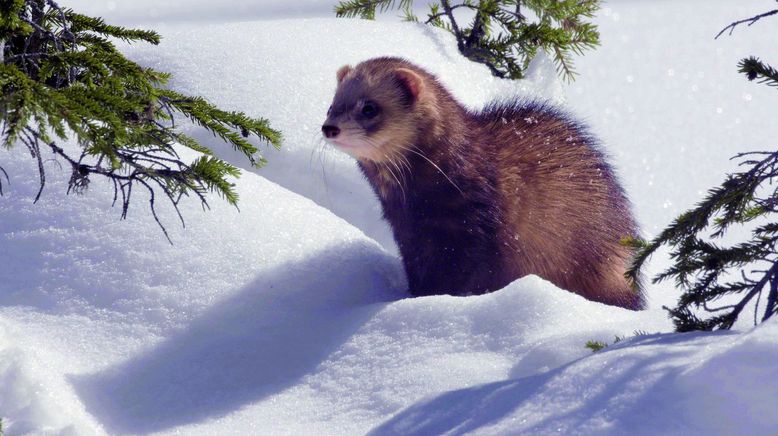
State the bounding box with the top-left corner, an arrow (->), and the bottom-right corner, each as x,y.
1,0 -> 777,434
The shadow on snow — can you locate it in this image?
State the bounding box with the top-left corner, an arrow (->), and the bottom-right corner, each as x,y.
71,241 -> 404,434
369,332 -> 729,435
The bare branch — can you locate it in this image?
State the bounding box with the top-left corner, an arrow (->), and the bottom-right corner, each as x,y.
0,165 -> 9,195
763,268 -> 778,322
424,3 -> 471,25
716,8 -> 778,39
440,0 -> 465,50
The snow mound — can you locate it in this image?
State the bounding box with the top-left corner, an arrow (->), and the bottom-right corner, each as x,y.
57,277 -> 665,435
2,0 -> 778,434
0,138 -> 670,434
0,132 -> 403,433
0,133 -> 670,435
374,319 -> 778,435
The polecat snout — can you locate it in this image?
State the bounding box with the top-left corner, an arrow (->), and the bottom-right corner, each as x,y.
322,57 -> 644,310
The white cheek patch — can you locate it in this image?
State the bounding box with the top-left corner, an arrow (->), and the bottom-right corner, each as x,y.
325,134 -> 383,161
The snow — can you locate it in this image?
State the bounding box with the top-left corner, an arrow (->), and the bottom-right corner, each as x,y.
2,0 -> 778,434
376,318 -> 778,435
63,0 -> 339,24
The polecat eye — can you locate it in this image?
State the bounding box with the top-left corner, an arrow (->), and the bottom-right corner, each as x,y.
362,101 -> 379,118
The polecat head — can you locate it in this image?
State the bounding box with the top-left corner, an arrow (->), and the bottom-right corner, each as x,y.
321,57 -> 436,163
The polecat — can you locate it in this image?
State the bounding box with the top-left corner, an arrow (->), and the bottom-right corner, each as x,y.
322,57 -> 643,310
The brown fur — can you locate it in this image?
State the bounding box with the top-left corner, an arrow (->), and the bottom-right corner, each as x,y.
322,57 -> 644,310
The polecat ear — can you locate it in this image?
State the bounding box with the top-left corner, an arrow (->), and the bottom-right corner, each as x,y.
394,68 -> 425,102
336,65 -> 353,83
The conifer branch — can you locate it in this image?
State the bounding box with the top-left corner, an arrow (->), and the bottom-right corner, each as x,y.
334,0 -> 413,19
628,151 -> 778,331
1,0 -> 282,241
334,0 -> 601,81
739,56 -> 778,88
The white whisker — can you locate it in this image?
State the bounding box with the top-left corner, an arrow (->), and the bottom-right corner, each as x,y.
364,137 -> 407,203
395,143 -> 463,195
381,159 -> 406,202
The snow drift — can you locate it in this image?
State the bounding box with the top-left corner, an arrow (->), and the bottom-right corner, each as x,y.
2,0 -> 778,434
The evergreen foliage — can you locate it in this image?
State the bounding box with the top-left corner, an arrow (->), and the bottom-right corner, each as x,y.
584,339 -> 607,352
1,0 -> 281,240
626,5 -> 778,332
334,0 -> 601,81
739,56 -> 778,87
584,332 -> 648,353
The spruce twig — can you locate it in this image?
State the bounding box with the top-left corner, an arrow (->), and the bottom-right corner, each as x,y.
1,0 -> 282,241
334,0 -> 602,82
739,56 -> 778,87
628,151 -> 778,331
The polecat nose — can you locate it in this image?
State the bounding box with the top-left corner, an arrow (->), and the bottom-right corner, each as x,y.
322,125 -> 340,139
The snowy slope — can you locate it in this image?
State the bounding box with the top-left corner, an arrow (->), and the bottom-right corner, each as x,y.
0,140 -> 405,433
0,141 -> 667,436
63,0 -> 338,24
375,319 -> 778,435
2,0 -> 778,435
